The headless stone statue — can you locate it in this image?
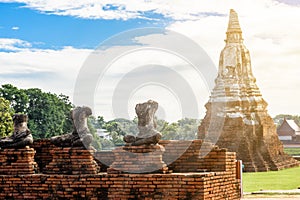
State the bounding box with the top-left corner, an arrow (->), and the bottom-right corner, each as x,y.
0,114 -> 33,149
124,100 -> 162,146
50,106 -> 93,148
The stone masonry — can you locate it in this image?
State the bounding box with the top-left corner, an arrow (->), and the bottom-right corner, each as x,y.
198,9 -> 299,172
0,146 -> 37,175
0,139 -> 241,199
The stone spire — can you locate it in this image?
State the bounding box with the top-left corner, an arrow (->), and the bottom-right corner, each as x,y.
198,9 -> 299,172
226,9 -> 243,44
213,9 -> 259,108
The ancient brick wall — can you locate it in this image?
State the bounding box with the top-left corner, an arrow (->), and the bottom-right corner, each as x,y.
94,140 -> 237,173
31,139 -> 54,173
0,172 -> 240,200
0,139 -> 240,199
94,151 -> 114,172
0,147 -> 37,175
159,140 -> 237,172
33,140 -> 235,173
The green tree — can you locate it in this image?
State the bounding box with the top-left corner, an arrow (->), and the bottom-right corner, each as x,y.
112,118 -> 138,136
89,116 -> 105,129
87,116 -> 102,150
161,122 -> 179,140
156,118 -> 169,133
0,84 -> 28,113
0,84 -> 73,139
0,97 -> 14,137
96,116 -> 105,129
104,121 -> 126,136
89,115 -> 201,148
159,118 -> 199,140
58,94 -> 73,133
177,118 -> 199,140
25,88 -> 73,138
104,121 -> 126,145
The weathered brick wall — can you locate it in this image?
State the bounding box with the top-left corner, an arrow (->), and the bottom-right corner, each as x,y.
44,147 -> 99,175
202,172 -> 241,199
108,145 -> 168,174
94,151 -> 114,172
94,140 -> 237,173
0,173 -> 240,200
159,140 -> 237,172
1,139 -> 240,199
0,147 -> 37,175
31,139 -> 54,173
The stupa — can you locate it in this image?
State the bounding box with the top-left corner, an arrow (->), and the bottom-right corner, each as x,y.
198,9 -> 299,172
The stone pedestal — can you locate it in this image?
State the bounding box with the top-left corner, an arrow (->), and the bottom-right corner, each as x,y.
0,146 -> 37,175
44,147 -> 99,174
108,144 -> 168,174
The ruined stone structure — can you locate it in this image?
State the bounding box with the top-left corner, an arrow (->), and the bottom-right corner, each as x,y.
108,143 -> 168,174
110,100 -> 167,174
0,114 -> 37,175
47,106 -> 100,175
1,139 -> 241,199
0,114 -> 33,149
0,101 -> 241,199
124,100 -> 162,146
51,106 -> 93,148
198,9 -> 299,172
44,147 -> 99,175
0,146 -> 37,175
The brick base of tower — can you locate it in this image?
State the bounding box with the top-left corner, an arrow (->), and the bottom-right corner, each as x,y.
198,102 -> 299,172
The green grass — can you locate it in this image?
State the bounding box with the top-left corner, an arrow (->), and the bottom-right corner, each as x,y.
243,166 -> 300,192
284,147 -> 300,156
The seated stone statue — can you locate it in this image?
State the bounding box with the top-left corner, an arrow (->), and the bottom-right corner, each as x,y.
0,114 -> 33,149
124,100 -> 162,146
50,106 -> 93,148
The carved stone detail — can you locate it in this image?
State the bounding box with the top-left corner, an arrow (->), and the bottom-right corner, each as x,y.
51,106 -> 93,148
0,114 -> 33,149
124,100 -> 161,146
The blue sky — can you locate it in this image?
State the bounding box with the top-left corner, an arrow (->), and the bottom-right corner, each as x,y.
1,0 -> 300,120
0,2 -> 169,50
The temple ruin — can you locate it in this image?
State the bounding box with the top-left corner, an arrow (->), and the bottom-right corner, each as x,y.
198,9 -> 299,172
0,103 -> 241,199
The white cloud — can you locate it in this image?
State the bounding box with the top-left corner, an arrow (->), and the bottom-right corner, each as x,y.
166,0 -> 300,117
93,47 -> 210,121
0,38 -> 31,51
11,26 -> 19,30
0,39 -> 92,100
0,0 -> 298,22
0,0 -> 241,20
1,0 -> 300,118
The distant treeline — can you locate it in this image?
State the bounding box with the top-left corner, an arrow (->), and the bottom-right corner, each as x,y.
0,84 -> 200,150
89,116 -> 200,149
1,84 -> 298,150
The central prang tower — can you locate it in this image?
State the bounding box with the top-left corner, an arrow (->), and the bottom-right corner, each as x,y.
198,9 -> 299,172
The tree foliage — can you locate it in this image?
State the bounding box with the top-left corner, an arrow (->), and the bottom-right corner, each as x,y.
90,116 -> 200,149
87,117 -> 102,150
158,118 -> 200,140
0,84 -> 28,113
0,97 -> 14,137
0,84 -> 73,138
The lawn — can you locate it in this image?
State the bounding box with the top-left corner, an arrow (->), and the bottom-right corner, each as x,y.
284,147 -> 300,156
243,166 -> 300,192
